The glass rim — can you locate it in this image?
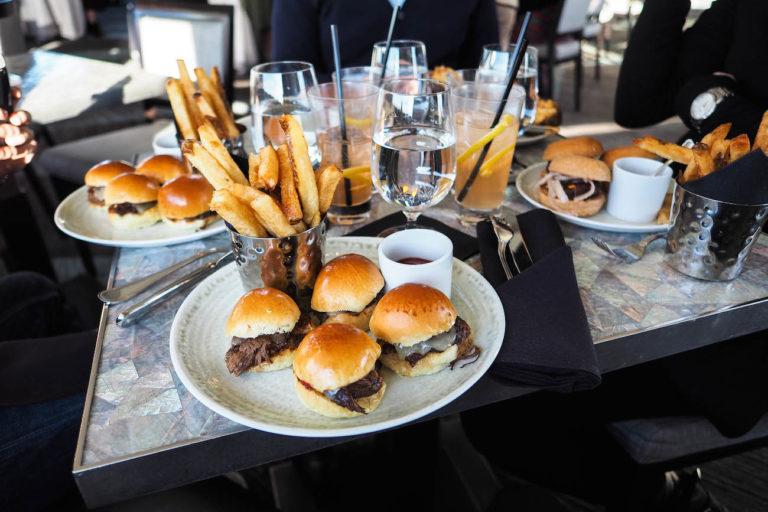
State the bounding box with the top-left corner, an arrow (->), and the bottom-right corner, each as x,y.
380,78 -> 449,97
308,80 -> 379,100
251,60 -> 315,75
373,39 -> 426,49
453,83 -> 526,111
482,43 -> 538,56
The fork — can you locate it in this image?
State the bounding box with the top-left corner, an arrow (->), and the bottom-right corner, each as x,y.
490,217 -> 514,279
591,233 -> 666,263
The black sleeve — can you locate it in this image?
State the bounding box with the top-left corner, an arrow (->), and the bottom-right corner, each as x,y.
458,0 -> 500,68
270,0 -> 323,71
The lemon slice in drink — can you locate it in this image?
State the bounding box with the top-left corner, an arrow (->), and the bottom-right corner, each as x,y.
478,141 -> 517,177
344,116 -> 373,129
342,165 -> 370,179
456,114 -> 515,166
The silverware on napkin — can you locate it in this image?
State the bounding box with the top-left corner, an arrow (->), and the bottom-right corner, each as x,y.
116,251 -> 233,327
490,217 -> 514,279
492,216 -> 533,276
591,233 -> 665,263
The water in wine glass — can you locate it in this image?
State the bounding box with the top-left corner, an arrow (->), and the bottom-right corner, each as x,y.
252,100 -> 319,165
371,127 -> 456,213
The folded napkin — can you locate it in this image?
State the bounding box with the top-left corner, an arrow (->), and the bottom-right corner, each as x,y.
685,150 -> 768,205
478,210 -> 601,393
348,213 -> 478,260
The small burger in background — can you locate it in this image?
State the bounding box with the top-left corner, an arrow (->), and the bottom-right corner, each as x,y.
543,136 -> 603,161
104,173 -> 161,229
225,288 -> 311,375
310,254 -> 385,330
370,283 -> 477,377
293,323 -> 385,418
537,156 -> 611,218
158,174 -> 217,229
84,160 -> 134,208
135,154 -> 188,184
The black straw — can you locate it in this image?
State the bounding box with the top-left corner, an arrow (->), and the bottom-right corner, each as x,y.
330,24 -> 350,173
456,11 -> 532,203
377,4 -> 400,87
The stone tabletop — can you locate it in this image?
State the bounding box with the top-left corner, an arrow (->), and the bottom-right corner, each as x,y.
76,183 -> 768,469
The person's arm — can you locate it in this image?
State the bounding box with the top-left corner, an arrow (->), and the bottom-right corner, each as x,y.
270,0 -> 323,73
458,0 -> 500,68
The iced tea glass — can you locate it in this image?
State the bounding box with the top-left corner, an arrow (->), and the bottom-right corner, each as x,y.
452,82 -> 525,224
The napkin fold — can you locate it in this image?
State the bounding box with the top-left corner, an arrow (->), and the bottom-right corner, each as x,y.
348,213 -> 478,260
685,150 -> 768,205
478,210 -> 601,393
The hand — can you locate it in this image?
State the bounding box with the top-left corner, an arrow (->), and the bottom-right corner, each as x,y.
0,87 -> 36,177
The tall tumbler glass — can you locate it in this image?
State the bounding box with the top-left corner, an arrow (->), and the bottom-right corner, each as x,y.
250,61 -> 319,164
371,79 -> 456,236
370,40 -> 428,82
478,44 -> 538,135
309,81 -> 378,225
453,83 -> 525,224
332,66 -> 376,84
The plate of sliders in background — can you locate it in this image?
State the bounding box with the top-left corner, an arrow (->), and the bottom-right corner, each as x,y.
169,237 -> 505,438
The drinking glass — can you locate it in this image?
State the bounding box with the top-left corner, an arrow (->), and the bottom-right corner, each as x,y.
332,66 -> 376,84
370,40 -> 428,83
309,81 -> 378,225
250,61 -> 319,164
478,44 -> 538,134
371,79 -> 456,236
453,82 -> 525,224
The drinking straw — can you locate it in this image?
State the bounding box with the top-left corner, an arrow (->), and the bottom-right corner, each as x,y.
330,24 -> 352,205
456,12 -> 532,203
377,4 -> 401,87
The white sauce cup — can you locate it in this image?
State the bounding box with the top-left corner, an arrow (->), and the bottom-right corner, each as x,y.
377,229 -> 453,297
607,157 -> 672,223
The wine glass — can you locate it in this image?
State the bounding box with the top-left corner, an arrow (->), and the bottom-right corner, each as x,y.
332,66 -> 376,84
370,40 -> 428,83
478,44 -> 538,135
250,61 -> 319,164
371,78 -> 456,236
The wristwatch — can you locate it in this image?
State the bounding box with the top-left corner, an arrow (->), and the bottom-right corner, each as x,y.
690,86 -> 733,130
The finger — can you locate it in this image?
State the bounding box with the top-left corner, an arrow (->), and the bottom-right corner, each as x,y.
5,129 -> 32,147
0,109 -> 8,122
10,110 -> 31,126
0,122 -> 21,141
11,87 -> 22,112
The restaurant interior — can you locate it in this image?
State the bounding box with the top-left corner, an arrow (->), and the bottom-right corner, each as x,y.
1,0 -> 767,511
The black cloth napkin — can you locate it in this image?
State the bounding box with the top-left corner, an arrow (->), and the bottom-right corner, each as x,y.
478,209 -> 601,393
348,213 -> 478,260
685,150 -> 768,205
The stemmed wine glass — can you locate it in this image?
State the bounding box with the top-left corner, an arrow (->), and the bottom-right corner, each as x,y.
370,40 -> 428,82
371,78 -> 456,236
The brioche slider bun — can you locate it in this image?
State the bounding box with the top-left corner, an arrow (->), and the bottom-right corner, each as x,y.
158,174 -> 217,229
84,160 -> 135,187
136,155 -> 188,184
601,146 -> 657,170
293,323 -> 385,418
104,173 -> 160,229
543,136 -> 603,161
538,156 -> 611,218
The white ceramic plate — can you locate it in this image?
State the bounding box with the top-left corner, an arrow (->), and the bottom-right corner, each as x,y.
169,237 -> 505,438
516,163 -> 670,234
516,130 -> 549,147
54,186 -> 226,248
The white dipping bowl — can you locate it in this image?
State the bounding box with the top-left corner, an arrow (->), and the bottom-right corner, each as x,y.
607,157 -> 672,223
377,229 -> 453,297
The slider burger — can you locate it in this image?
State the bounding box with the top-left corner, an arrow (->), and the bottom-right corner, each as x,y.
601,146 -> 656,170
537,156 -> 611,218
543,136 -> 603,161
225,287 -> 311,374
104,173 -> 161,229
136,154 -> 188,184
84,160 -> 134,208
158,174 -> 217,229
370,283 -> 477,377
293,323 -> 385,418
310,254 -> 385,330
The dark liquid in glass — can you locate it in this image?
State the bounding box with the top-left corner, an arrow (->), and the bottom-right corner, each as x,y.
397,257 -> 432,265
0,65 -> 11,112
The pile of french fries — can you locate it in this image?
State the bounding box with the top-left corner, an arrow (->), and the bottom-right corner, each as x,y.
183,114 -> 342,238
634,111 -> 768,184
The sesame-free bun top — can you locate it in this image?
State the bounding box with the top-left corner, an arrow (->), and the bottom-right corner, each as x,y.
84,160 -> 135,187
548,156 -> 611,182
311,254 -> 385,313
600,146 -> 657,170
104,173 -> 159,205
226,287 -> 300,338
136,155 -> 188,183
158,174 -> 213,220
293,323 -> 381,391
369,283 -> 457,346
543,136 -> 604,160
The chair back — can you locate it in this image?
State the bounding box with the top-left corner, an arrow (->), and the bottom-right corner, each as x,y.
556,0 -> 592,35
127,1 -> 234,100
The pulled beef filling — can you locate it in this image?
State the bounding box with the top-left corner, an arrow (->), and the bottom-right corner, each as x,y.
108,201 -> 157,216
561,179 -> 594,200
299,368 -> 383,414
87,186 -> 105,206
381,317 -> 472,367
226,314 -> 311,375
312,288 -> 385,324
169,210 -> 217,222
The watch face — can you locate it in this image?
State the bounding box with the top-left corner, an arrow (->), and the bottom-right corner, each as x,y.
691,93 -> 717,120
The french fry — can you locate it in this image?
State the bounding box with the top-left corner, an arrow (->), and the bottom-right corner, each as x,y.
248,153 -> 263,188
728,133 -> 751,162
710,138 -> 731,167
657,193 -> 673,225
176,60 -> 206,134
258,145 -> 279,190
211,66 -> 227,104
681,158 -> 699,184
194,67 -> 240,139
316,164 -> 343,214
279,115 -> 319,224
194,93 -> 224,138
309,211 -> 321,228
181,140 -> 232,190
210,189 -> 267,237
701,122 -> 731,147
634,136 -> 693,164
275,144 -> 303,223
692,144 -> 715,178
166,79 -> 196,140
198,120 -> 248,185
754,111 -> 768,153
249,191 -> 296,237
292,221 -> 308,232
226,182 -> 260,205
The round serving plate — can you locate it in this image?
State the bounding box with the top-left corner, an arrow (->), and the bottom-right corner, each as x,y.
169,236 -> 505,438
54,186 -> 226,248
516,130 -> 549,147
516,162 -> 670,234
